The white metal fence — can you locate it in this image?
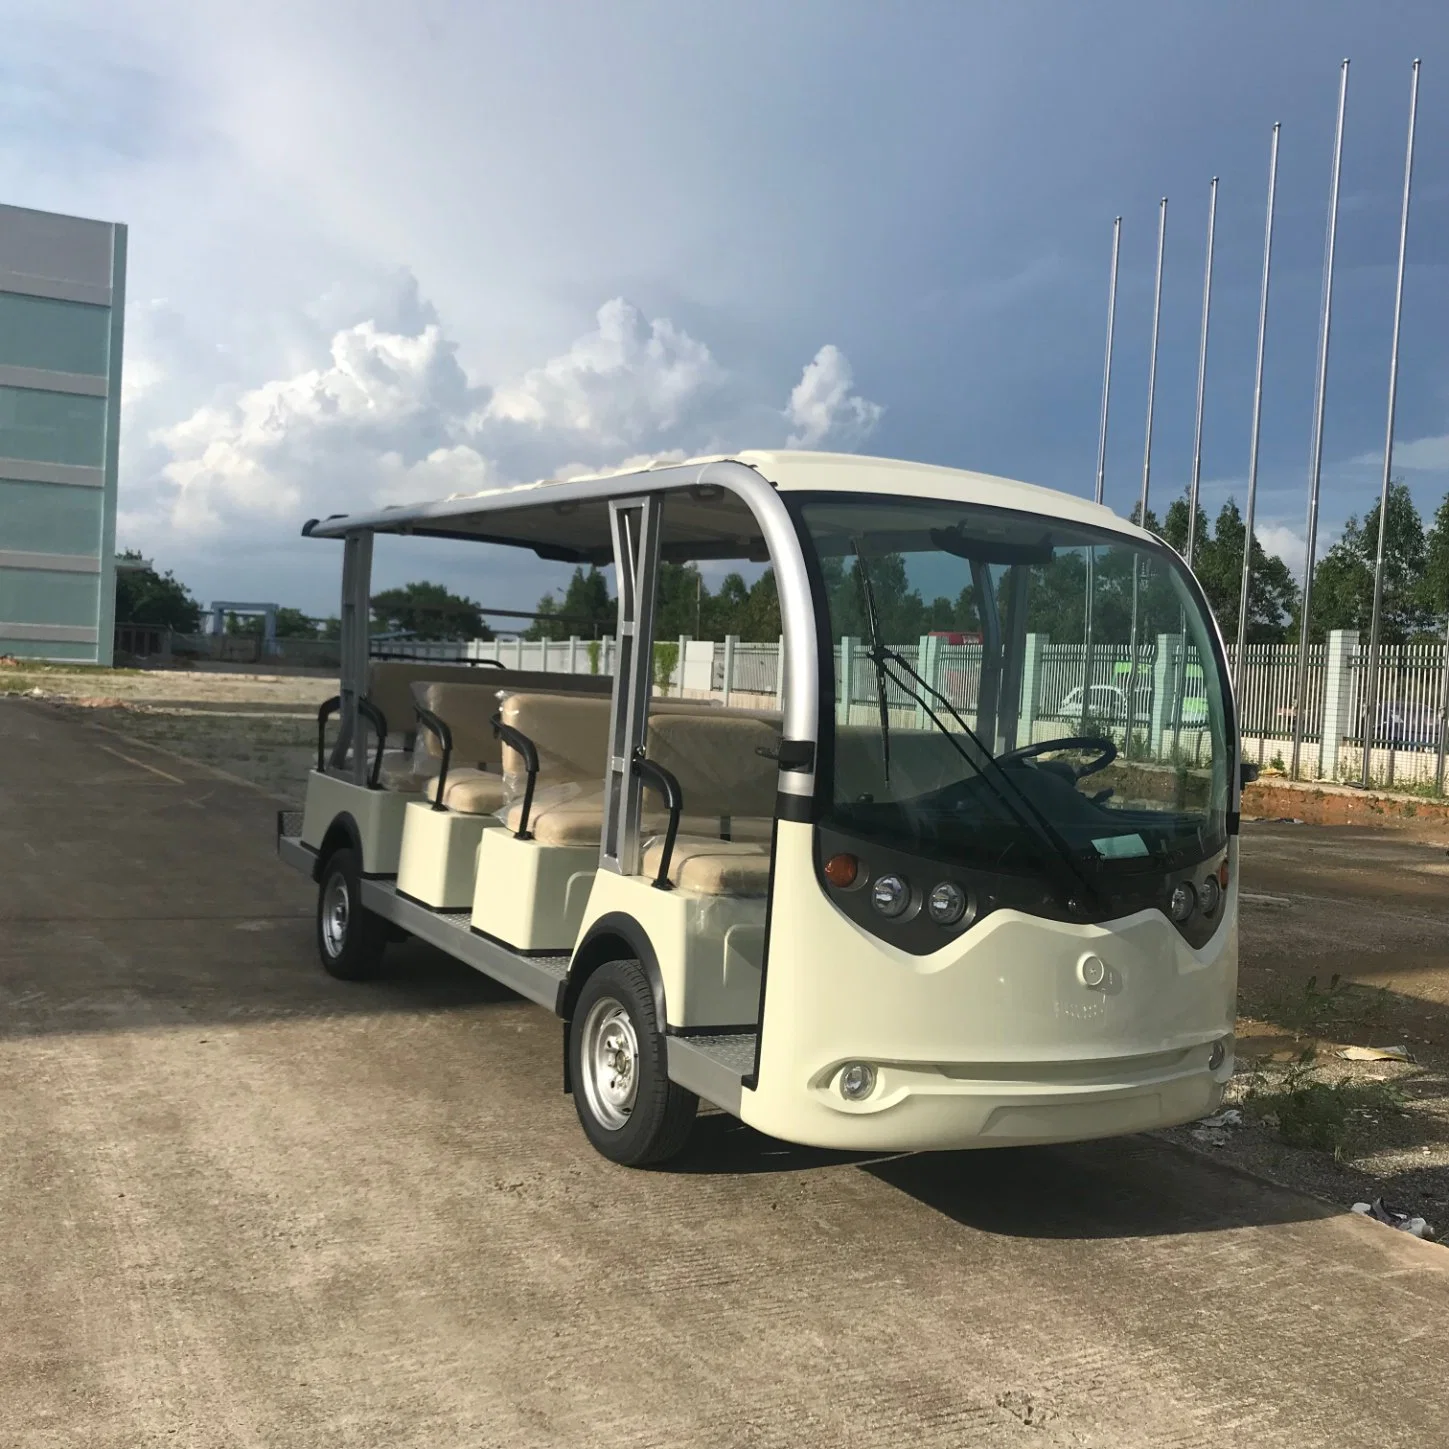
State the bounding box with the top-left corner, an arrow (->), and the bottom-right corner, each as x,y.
363,626 -> 1449,793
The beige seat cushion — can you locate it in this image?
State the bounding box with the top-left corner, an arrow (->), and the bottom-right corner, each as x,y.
437,769 -> 508,815
377,749 -> 426,792
641,836 -> 772,896
504,797 -> 605,845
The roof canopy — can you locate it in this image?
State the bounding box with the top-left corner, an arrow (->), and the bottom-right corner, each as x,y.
301,451 -> 1141,563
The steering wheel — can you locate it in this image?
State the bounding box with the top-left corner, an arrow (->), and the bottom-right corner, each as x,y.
996,735 -> 1118,780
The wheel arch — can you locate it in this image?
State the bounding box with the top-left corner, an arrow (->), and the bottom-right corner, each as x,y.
561,913 -> 668,1096
314,812 -> 363,882
564,912 -> 668,1024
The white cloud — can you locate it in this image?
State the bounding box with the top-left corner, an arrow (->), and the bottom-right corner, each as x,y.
1254,523 -> 1308,577
784,344 -> 883,450
140,308 -> 480,537
1384,435 -> 1449,474
483,298 -> 722,445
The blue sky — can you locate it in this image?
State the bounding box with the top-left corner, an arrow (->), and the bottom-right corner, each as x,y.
2,1 -> 1445,619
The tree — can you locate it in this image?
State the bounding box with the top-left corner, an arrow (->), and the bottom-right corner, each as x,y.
224,606 -> 319,639
370,581 -> 492,640
1161,496 -> 1297,644
1417,488 -> 1449,627
114,550 -> 202,632
527,566 -> 615,640
1300,480 -> 1427,643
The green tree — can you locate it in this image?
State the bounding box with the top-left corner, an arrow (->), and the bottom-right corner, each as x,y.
370,581 -> 493,641
1416,488 -> 1449,627
1162,496 -> 1297,644
527,566 -> 615,640
1299,480 -> 1427,643
114,550 -> 202,632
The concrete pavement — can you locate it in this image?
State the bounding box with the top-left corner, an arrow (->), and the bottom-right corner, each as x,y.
3,696 -> 1447,1448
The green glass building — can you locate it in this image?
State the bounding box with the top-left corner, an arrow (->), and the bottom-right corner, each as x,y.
0,203 -> 126,664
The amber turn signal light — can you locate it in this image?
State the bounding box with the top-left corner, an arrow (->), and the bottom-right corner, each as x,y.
1217,860 -> 1230,889
824,853 -> 859,888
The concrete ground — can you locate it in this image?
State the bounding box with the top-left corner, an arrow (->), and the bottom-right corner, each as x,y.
4,696 -> 1449,1449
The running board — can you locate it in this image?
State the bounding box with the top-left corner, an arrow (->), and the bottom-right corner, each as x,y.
666,1033 -> 758,1115
359,877 -> 571,1013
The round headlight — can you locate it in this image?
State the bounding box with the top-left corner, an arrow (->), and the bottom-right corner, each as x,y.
1198,874 -> 1222,915
871,873 -> 910,917
1168,881 -> 1196,923
927,881 -> 967,925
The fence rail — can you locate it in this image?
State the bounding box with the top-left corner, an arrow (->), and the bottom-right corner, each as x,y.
117,622 -> 1449,792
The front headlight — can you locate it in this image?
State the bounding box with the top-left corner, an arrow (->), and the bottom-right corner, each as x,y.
1198,874 -> 1222,915
926,881 -> 967,925
871,873 -> 910,918
1168,881 -> 1197,923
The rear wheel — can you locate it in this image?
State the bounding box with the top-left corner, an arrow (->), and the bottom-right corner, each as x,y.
570,959 -> 697,1166
315,847 -> 387,980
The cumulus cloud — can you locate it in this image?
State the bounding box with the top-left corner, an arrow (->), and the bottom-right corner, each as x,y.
142,311 -> 481,536
1255,523 -> 1308,577
122,277 -> 890,602
784,344 -> 883,450
483,298 -> 722,445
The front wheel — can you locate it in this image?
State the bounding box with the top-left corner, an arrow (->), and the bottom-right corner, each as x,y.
570,960 -> 697,1166
315,847 -> 387,980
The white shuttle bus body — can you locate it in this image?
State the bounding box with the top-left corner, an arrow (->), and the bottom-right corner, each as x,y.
278,452 -> 1241,1166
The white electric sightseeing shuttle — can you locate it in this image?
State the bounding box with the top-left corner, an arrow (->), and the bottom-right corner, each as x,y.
277,451 -> 1242,1166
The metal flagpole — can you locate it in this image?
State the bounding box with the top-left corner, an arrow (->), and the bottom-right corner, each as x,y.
1125,198 -> 1167,751
1360,59 -> 1421,789
1169,181 -> 1220,759
1094,218 -> 1122,508
1289,59 -> 1349,779
1235,124 -> 1281,694
1081,217 -> 1121,729
1186,180 -> 1218,569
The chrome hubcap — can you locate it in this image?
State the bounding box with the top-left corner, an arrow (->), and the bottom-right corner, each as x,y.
322,873 -> 349,957
580,997 -> 639,1131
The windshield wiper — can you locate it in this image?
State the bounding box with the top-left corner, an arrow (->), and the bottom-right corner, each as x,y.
866,638 -> 1103,911
853,543 -> 893,787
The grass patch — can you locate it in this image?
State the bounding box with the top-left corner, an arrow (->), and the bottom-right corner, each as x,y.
1244,1063 -> 1407,1160
1257,972 -> 1391,1040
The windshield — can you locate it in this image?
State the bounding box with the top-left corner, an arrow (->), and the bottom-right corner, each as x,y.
795,493 -> 1232,879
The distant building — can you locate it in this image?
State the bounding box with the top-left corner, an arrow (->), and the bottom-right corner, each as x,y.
0,203 -> 126,664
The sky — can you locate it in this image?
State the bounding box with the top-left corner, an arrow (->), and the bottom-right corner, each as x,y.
2,0 -> 1446,621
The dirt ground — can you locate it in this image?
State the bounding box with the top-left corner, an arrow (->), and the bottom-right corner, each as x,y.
10,662 -> 1449,1238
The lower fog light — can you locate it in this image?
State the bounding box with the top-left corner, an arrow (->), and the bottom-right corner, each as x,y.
839,1062 -> 877,1101
1208,1039 -> 1227,1071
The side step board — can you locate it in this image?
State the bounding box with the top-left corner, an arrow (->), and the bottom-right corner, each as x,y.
666,1033 -> 758,1116
280,832 -> 757,1112
358,877 -> 571,1013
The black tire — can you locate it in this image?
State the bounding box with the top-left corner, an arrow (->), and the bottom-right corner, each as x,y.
569,959 -> 697,1167
315,847 -> 388,981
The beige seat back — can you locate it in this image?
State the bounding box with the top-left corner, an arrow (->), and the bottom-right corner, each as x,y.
643,711 -> 781,821
368,660 -> 611,742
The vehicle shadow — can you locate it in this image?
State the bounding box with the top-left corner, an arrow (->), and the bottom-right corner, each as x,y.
672,1115 -> 1335,1236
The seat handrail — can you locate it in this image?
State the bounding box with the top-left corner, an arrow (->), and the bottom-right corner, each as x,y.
317,695 -> 388,788
413,705 -> 454,811
632,750 -> 682,891
490,713 -> 539,840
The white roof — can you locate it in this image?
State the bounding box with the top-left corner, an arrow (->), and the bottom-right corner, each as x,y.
303,449 -> 1151,555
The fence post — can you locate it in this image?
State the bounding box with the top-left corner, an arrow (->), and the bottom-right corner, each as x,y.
775,634 -> 785,708
1149,633 -> 1179,758
1020,633 -> 1045,744
568,635 -> 579,674
1316,628 -> 1358,781
722,634 -> 737,707
912,636 -> 937,729
839,636 -> 857,726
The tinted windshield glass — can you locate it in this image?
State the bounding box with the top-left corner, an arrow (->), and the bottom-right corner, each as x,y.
796,494 -> 1231,875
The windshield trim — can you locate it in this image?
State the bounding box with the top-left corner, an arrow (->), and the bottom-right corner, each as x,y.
785,488 -> 1241,852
